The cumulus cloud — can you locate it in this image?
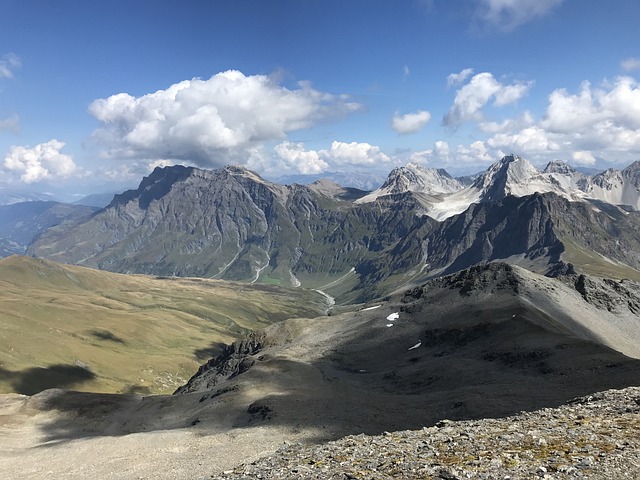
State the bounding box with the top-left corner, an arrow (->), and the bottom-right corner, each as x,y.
487,125 -> 560,153
572,151 -> 596,165
621,58 -> 640,72
542,77 -> 640,136
3,139 -> 77,183
0,53 -> 21,79
447,68 -> 474,88
411,140 -> 495,167
476,0 -> 564,32
444,72 -> 532,126
391,110 -> 431,134
274,141 -> 328,174
271,140 -> 391,175
410,140 -> 451,164
477,76 -> 640,164
322,141 -> 391,166
89,70 -> 362,167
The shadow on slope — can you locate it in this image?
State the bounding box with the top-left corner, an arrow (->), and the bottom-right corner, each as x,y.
22,264 -> 640,445
0,364 -> 96,395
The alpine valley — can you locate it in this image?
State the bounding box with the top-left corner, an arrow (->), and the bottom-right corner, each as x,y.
27,154 -> 640,302
1,154 -> 640,479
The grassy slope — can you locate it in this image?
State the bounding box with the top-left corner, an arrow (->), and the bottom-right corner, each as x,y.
560,238 -> 640,282
0,256 -> 326,395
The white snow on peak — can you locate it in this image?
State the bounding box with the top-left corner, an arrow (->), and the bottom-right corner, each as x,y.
356,163 -> 462,203
356,155 -> 640,220
407,341 -> 422,351
386,312 -> 400,321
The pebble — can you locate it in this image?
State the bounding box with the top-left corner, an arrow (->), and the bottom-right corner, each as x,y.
211,386 -> 640,479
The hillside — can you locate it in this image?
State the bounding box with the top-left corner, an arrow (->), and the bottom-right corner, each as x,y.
0,256 -> 327,395
1,263 -> 638,479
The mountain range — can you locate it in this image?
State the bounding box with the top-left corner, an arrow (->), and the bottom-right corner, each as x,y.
26,155 -> 640,303
2,153 -> 640,478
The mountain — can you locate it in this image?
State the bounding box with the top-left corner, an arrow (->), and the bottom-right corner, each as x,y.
4,263 -> 637,479
354,191 -> 640,301
0,255 -> 326,395
28,165 -> 422,300
359,155 -> 640,220
0,201 -> 97,257
357,162 -> 463,203
26,161 -> 640,303
581,161 -> 640,209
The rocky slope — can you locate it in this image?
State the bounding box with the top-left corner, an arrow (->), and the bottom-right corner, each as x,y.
214,386 -> 640,480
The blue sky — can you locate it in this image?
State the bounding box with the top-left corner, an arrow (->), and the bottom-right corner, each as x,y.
1,0 -> 639,198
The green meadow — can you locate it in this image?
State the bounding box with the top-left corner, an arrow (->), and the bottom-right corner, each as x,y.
0,256 -> 326,395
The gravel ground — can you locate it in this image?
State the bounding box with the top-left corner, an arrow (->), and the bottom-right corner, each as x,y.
212,387 -> 640,480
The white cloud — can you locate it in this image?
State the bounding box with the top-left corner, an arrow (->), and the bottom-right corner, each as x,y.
391,110 -> 431,134
447,68 -> 474,88
411,139 -> 496,167
0,53 -> 21,79
542,77 -> 640,135
487,126 -> 560,153
322,141 -> 390,166
621,58 -> 640,72
476,0 -> 564,32
455,141 -> 494,163
409,141 -> 450,164
270,140 -> 391,175
403,65 -> 410,78
0,114 -> 19,133
479,111 -> 535,133
444,72 -> 532,126
274,141 -> 328,174
89,70 -> 362,167
3,139 -> 78,183
469,76 -> 640,164
572,151 -> 596,165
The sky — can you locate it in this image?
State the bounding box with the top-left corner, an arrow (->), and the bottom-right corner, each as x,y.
1,0 -> 639,199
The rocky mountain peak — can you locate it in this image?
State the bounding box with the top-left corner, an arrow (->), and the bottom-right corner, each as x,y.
356,162 -> 462,203
622,160 -> 640,183
472,154 -> 540,201
543,160 -> 578,175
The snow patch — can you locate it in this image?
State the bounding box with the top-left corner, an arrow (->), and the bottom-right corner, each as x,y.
386,312 -> 399,321
361,305 -> 381,311
408,341 -> 422,351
